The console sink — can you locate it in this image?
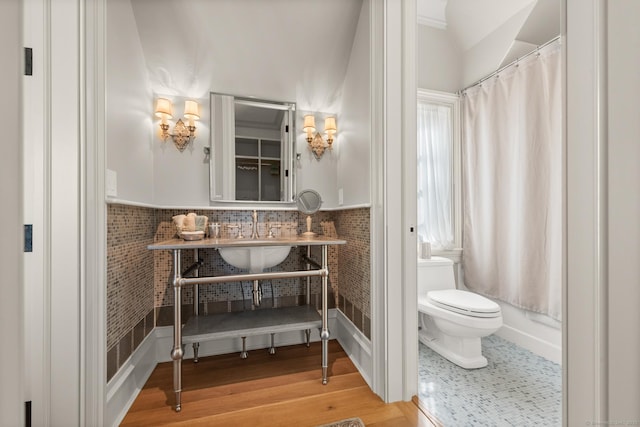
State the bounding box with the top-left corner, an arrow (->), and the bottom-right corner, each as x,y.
218,245 -> 291,273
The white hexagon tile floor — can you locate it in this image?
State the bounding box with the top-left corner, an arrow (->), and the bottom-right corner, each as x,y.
418,335 -> 562,426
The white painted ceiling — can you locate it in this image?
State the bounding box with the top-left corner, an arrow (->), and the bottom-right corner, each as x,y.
129,0 -> 558,107
418,0 -> 560,50
446,0 -> 536,50
515,0 -> 561,45
129,0 -> 363,111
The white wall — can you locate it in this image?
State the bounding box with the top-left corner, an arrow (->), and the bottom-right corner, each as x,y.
149,2 -> 374,209
607,0 -> 640,418
106,0 -> 154,204
295,110 -> 339,208
152,95 -> 211,206
106,1 -> 211,207
107,0 -> 369,208
130,0 -> 362,111
107,1 -> 370,209
416,25 -> 463,93
337,0 -> 372,208
1,1 -> 24,424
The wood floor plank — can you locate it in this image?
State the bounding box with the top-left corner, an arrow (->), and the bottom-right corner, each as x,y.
412,395 -> 443,427
142,341 -> 350,390
122,373 -> 367,426
366,416 -> 417,427
396,399 -> 440,427
129,356 -> 358,412
129,369 -> 329,412
167,387 -> 400,427
122,340 -> 435,427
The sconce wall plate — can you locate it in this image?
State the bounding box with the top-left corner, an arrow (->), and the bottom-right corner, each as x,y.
172,119 -> 191,152
155,98 -> 200,151
310,133 -> 328,160
303,114 -> 337,160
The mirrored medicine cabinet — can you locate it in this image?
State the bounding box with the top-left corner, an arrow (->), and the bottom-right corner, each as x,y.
209,93 -> 296,204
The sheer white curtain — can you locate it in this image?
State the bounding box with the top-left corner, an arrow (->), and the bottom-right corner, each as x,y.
417,100 -> 454,249
462,41 -> 562,320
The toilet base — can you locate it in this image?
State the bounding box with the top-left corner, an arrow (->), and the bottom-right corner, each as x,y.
419,328 -> 488,369
418,313 -> 487,369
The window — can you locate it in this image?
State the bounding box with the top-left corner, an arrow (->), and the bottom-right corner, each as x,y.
417,90 -> 461,254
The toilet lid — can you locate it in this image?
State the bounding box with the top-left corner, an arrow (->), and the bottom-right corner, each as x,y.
427,289 -> 501,318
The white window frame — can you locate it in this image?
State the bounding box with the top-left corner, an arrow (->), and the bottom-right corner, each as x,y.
417,89 -> 462,262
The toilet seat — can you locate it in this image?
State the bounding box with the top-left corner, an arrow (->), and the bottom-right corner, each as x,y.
418,295 -> 502,330
426,289 -> 501,318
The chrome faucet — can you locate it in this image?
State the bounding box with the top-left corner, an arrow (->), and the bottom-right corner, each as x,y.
251,210 -> 259,239
227,224 -> 244,239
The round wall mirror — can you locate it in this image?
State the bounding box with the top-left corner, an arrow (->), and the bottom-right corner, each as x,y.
296,189 -> 322,237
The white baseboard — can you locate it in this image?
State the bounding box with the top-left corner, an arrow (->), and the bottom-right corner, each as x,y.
334,309 -> 373,387
105,332 -> 157,427
495,323 -> 562,364
458,284 -> 562,365
525,310 -> 562,329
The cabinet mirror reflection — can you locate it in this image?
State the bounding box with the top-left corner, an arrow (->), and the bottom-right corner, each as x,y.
209,93 -> 296,203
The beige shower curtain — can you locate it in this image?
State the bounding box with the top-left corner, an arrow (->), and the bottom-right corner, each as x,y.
461,41 -> 562,320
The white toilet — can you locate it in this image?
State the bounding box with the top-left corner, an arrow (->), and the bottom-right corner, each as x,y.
418,256 -> 502,369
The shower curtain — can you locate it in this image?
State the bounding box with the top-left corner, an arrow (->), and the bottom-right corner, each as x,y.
461,41 -> 562,320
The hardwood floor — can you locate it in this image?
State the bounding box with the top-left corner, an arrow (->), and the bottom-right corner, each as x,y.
122,340 -> 436,426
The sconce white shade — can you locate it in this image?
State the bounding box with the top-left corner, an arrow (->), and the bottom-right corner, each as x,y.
305,113 -> 337,159
324,116 -> 337,134
184,100 -> 200,121
154,97 -> 198,151
154,98 -> 173,120
303,114 -> 316,133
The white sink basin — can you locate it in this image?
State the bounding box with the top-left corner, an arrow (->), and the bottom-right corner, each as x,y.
218,245 -> 291,273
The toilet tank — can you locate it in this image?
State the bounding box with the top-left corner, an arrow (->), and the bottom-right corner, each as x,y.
417,256 -> 456,295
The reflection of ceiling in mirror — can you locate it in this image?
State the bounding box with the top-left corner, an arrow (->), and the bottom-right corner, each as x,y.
235,104 -> 285,131
129,0 -> 363,111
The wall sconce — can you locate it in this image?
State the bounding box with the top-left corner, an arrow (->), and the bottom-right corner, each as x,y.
303,114 -> 337,160
154,98 -> 200,152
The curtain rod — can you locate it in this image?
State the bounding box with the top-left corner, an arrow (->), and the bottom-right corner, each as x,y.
460,35 -> 561,94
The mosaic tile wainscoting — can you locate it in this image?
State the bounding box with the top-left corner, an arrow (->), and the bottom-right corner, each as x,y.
335,208 -> 371,339
292,208 -> 371,339
153,209 -> 340,327
106,205 -> 371,381
107,204 -> 155,381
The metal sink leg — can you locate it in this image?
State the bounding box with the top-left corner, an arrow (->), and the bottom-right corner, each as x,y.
240,336 -> 248,359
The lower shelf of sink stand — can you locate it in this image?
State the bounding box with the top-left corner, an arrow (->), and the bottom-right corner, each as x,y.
181,305 -> 322,344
